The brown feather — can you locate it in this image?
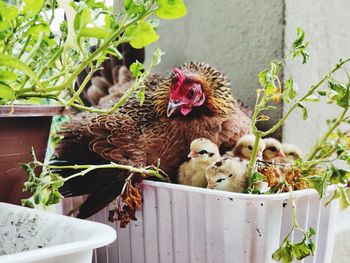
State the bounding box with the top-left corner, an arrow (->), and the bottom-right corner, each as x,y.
55,62 -> 251,218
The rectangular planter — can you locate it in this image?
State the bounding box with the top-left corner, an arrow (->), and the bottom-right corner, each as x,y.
63,181 -> 338,263
0,202 -> 116,263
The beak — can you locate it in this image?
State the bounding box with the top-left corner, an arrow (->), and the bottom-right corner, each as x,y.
188,151 -> 198,158
167,100 -> 183,117
276,150 -> 286,158
207,182 -> 216,189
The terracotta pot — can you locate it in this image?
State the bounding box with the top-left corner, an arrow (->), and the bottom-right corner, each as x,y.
0,105 -> 66,205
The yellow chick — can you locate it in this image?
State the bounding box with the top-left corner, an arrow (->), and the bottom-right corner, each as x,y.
178,138 -> 220,187
263,138 -> 286,162
226,134 -> 266,160
282,143 -> 302,162
206,157 -> 248,193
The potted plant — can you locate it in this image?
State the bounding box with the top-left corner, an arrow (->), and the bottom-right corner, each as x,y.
0,0 -> 187,204
26,27 -> 350,263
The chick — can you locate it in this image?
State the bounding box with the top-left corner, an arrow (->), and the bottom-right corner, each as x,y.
226,134 -> 266,160
178,138 -> 220,187
206,157 -> 248,193
263,138 -> 286,162
282,143 -> 302,162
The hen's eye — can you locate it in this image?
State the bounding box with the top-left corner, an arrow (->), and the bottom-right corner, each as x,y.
216,178 -> 226,183
187,89 -> 195,99
198,150 -> 209,155
269,146 -> 277,152
248,145 -> 253,150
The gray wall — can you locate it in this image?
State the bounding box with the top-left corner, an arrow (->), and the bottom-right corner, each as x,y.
146,0 -> 285,138
283,0 -> 350,154
145,0 -> 350,153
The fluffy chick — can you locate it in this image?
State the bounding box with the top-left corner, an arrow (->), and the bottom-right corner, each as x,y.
206,157 -> 248,193
263,138 -> 286,162
178,138 -> 220,187
226,134 -> 266,160
282,143 -> 302,162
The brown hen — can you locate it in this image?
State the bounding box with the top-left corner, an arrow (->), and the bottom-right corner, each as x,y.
55,62 -> 251,219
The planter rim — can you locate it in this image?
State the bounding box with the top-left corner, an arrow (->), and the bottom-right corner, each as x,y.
142,180 -> 335,201
0,202 -> 116,262
0,105 -> 67,117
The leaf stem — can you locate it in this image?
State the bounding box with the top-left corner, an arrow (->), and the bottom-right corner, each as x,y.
306,107 -> 349,161
262,58 -> 350,137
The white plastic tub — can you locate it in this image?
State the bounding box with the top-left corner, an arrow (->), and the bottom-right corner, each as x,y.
63,181 -> 338,263
0,202 -> 116,263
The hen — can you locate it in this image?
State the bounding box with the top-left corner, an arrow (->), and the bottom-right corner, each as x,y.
55,62 -> 251,219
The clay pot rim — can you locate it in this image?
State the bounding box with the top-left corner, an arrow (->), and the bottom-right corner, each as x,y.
0,105 -> 67,117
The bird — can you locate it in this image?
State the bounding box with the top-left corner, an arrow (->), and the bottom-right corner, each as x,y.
206,157 -> 248,193
225,134 -> 266,160
262,138 -> 286,162
178,138 -> 220,187
76,43 -> 145,107
54,62 -> 252,219
282,143 -> 302,162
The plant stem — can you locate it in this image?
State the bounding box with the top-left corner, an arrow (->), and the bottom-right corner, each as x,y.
247,134 -> 262,178
262,58 -> 350,137
306,107 -> 349,161
66,65 -> 96,106
46,163 -> 168,181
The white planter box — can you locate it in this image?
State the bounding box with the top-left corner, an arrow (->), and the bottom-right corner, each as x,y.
64,181 -> 338,263
0,202 -> 116,263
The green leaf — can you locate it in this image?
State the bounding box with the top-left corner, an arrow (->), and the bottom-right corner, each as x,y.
0,4 -> 18,30
156,0 -> 187,19
303,171 -> 330,198
57,0 -> 79,49
337,185 -> 350,210
137,86 -> 145,105
304,95 -> 320,102
0,82 -> 16,100
290,240 -> 311,260
22,0 -> 44,17
0,53 -> 42,89
282,77 -> 297,103
124,0 -> 146,15
0,70 -> 17,81
291,28 -> 309,64
297,103 -> 308,120
292,28 -> 305,49
272,241 -> 293,263
26,23 -> 51,36
125,21 -> 160,49
74,8 -> 110,39
263,105 -> 277,111
130,61 -> 144,77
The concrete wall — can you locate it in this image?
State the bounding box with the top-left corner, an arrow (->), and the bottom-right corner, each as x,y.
283,0 -> 350,153
146,0 -> 285,137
